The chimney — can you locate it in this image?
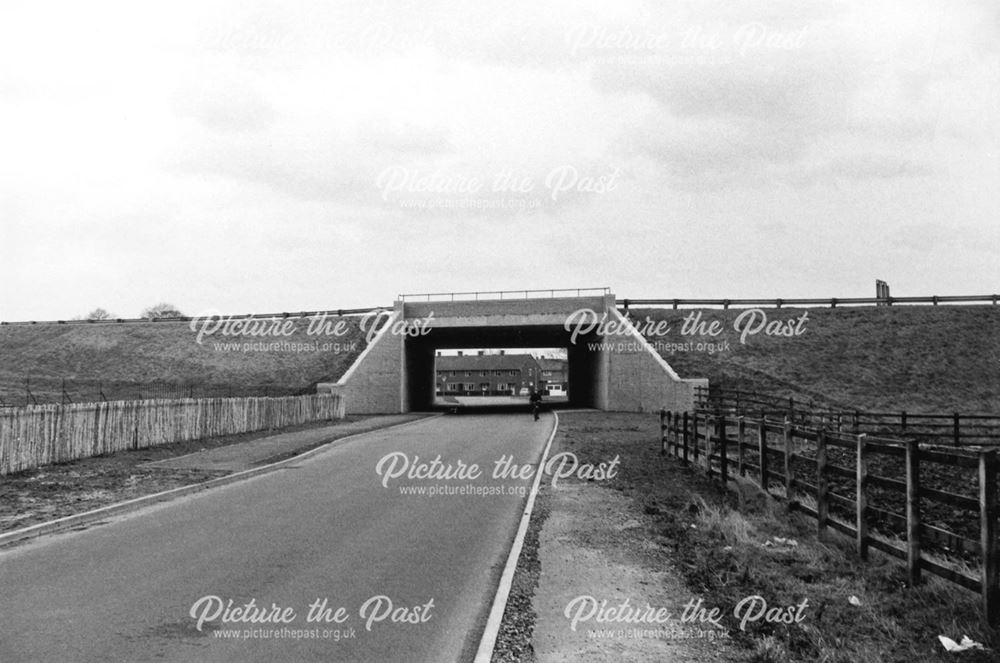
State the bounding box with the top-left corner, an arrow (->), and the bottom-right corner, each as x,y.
478,350 -> 484,356
500,350 -> 505,355
457,351 -> 463,356
436,351 -> 441,357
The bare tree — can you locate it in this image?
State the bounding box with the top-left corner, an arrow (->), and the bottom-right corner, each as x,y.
141,303 -> 184,319
85,307 -> 116,320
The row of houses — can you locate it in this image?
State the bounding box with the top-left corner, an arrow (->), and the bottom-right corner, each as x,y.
434,351 -> 567,397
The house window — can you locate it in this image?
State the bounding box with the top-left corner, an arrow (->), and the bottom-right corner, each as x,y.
464,383 -> 475,391
480,383 -> 489,391
446,383 -> 460,392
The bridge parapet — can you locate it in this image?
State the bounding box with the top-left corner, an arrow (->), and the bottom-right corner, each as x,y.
401,293 -> 612,325
398,287 -> 609,303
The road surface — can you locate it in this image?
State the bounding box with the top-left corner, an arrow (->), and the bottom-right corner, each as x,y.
0,413 -> 554,663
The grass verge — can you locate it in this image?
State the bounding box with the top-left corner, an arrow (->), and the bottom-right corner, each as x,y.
0,415 -> 409,533
559,411 -> 999,663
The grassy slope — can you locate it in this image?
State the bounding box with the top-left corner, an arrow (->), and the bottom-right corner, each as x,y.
634,306 -> 1000,412
0,318 -> 367,402
2,306 -> 996,412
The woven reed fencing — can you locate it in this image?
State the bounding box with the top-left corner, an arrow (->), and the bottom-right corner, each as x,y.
0,393 -> 345,475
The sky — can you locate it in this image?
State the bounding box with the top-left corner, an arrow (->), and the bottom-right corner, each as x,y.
1,0 -> 998,321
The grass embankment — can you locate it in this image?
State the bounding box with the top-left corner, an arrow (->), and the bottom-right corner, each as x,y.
559,411 -> 998,663
0,317 -> 368,404
635,306 -> 1000,412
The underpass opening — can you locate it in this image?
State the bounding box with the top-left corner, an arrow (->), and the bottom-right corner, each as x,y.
432,347 -> 568,412
404,325 -> 604,412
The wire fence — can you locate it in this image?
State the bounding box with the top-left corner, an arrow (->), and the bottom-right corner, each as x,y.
0,377 -> 313,408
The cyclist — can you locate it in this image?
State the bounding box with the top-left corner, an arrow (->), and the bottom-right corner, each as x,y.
529,388 -> 542,421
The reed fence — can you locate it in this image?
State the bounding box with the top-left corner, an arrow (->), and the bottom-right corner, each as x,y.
659,409 -> 1000,626
0,393 -> 344,475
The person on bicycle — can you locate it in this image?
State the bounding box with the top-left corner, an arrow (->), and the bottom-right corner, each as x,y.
529,388 -> 542,421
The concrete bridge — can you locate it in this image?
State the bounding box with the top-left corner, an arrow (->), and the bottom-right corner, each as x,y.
319,289 -> 706,414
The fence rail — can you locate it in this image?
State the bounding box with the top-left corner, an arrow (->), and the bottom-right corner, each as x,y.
621,294 -> 1000,310
0,307 -> 384,326
659,410 -> 1000,625
695,387 -> 1000,446
0,393 -> 344,475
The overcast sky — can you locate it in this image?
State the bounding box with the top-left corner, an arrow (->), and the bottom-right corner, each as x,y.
1,0 -> 997,320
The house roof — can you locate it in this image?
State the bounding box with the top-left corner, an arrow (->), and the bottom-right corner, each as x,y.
435,353 -> 542,371
537,357 -> 568,371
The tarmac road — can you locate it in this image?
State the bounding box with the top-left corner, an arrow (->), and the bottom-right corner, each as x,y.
0,413 -> 554,663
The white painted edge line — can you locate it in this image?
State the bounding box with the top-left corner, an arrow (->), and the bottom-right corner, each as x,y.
474,410 -> 560,663
0,413 -> 440,549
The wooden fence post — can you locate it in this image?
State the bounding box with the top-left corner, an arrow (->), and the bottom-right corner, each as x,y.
673,411 -> 680,455
719,414 -> 728,483
980,450 -> 999,626
758,419 -> 768,494
906,439 -> 922,586
856,434 -> 869,561
692,411 -> 700,466
954,413 -> 961,447
817,429 -> 828,537
660,409 -> 667,456
784,418 -> 795,509
706,415 -> 715,478
682,411 -> 689,464
737,416 -> 746,477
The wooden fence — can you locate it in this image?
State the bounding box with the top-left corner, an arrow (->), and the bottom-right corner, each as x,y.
660,409 -> 1000,625
0,393 -> 345,475
695,387 -> 1000,446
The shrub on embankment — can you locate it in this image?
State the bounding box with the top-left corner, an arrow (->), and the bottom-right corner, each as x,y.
635,306 -> 1000,412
